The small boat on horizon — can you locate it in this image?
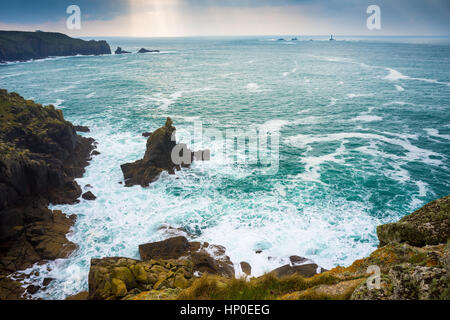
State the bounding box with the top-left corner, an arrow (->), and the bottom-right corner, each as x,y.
329,34 -> 335,41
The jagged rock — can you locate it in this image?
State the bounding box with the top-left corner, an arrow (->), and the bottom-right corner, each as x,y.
240,262 -> 252,276
115,47 -> 131,54
82,191 -> 96,201
377,195 -> 450,247
142,131 -> 152,137
74,125 -> 90,133
139,236 -> 235,278
270,263 -> 323,278
290,255 -> 309,265
0,89 -> 95,299
138,48 -> 160,53
91,150 -> 100,156
120,118 -> 209,187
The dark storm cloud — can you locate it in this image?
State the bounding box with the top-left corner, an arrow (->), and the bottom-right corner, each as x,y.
0,0 -> 129,24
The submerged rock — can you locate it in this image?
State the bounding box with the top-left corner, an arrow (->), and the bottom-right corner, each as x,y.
120,118 -> 209,187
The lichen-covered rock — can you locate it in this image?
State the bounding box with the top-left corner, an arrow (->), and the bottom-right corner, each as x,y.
139,236 -> 235,278
88,256 -> 195,300
377,195 -> 450,247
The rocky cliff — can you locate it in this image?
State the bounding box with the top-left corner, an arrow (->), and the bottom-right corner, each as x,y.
0,31 -> 111,63
0,89 -> 97,299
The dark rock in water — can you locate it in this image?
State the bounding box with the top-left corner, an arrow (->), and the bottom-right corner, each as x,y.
139,236 -> 235,278
82,191 -> 97,201
289,255 -> 309,265
377,195 -> 449,247
26,285 -> 40,295
277,38 -> 285,41
240,261 -> 252,276
115,47 -> 131,54
0,31 -> 111,63
91,150 -> 100,156
43,277 -> 54,287
74,125 -> 90,133
0,89 -> 95,299
138,48 -> 160,53
120,118 -> 209,187
269,255 -> 328,278
142,131 -> 152,137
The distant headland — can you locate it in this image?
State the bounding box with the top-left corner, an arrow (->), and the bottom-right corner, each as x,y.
0,30 -> 111,63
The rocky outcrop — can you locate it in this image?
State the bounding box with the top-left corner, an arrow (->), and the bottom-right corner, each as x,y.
74,125 -> 90,133
120,118 -> 209,187
0,31 -> 111,63
139,236 -> 235,278
138,48 -> 160,53
82,191 -> 96,201
377,196 -> 449,247
114,47 -> 131,54
0,89 -> 96,299
87,236 -> 234,300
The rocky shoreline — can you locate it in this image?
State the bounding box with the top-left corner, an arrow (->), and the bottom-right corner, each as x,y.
0,88 -> 448,300
0,31 -> 111,63
0,89 -> 98,299
78,196 -> 448,300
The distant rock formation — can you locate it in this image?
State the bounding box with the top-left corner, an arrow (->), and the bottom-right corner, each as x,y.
115,47 -> 131,54
120,117 -> 209,187
0,89 -> 96,299
138,48 -> 160,53
0,31 -> 111,63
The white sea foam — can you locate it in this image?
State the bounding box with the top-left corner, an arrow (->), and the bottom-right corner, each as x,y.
384,68 -> 450,86
286,132 -> 444,167
395,85 -> 405,92
282,61 -> 298,77
86,92 -> 96,98
424,128 -> 450,141
351,115 -> 383,122
347,93 -> 374,99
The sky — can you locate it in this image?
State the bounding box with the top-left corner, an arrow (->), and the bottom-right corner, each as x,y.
0,0 -> 449,37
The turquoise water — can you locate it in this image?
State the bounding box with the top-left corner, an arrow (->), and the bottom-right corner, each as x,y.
1,36 -> 449,299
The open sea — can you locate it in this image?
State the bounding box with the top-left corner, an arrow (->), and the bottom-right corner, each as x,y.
1,36 -> 449,299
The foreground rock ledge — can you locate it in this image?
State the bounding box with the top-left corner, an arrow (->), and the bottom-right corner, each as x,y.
0,89 -> 96,299
84,195 -> 449,300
